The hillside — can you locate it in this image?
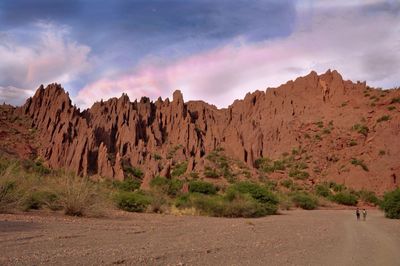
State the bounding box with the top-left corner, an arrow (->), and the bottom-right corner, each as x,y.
1,70 -> 399,194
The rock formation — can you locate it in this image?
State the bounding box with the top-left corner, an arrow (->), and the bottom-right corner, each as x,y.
1,70 -> 399,193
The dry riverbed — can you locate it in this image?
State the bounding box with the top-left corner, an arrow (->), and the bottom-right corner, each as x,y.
1,209 -> 399,265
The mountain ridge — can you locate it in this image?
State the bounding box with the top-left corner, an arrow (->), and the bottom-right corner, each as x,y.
1,70 -> 399,194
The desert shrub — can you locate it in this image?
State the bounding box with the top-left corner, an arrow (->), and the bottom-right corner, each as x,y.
315,121 -> 324,128
148,192 -> 167,213
328,182 -> 346,192
115,191 -> 152,212
150,176 -> 183,196
377,115 -> 391,123
322,128 -> 331,134
168,179 -> 184,196
352,124 -> 369,136
315,183 -> 332,198
189,172 -> 199,179
0,180 -> 19,213
314,134 -> 322,141
113,179 -> 141,192
256,158 -> 287,173
350,158 -> 369,171
21,159 -> 51,175
59,174 -> 103,216
123,166 -> 143,179
166,145 -> 182,159
349,140 -> 357,146
280,179 -> 293,189
289,169 -> 310,180
171,161 -> 188,177
358,190 -> 380,206
330,192 -> 358,206
228,181 -> 279,205
24,190 -> 59,210
277,193 -> 293,210
380,189 -> 400,219
390,97 -> 400,104
291,192 -> 318,210
153,154 -> 162,160
191,193 -> 276,218
150,176 -> 169,187
175,194 -> 191,208
189,180 -> 217,195
204,167 -> 220,178
387,106 -> 396,111
379,150 -> 386,156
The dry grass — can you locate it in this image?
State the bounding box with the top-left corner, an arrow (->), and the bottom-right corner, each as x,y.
0,159 -> 109,217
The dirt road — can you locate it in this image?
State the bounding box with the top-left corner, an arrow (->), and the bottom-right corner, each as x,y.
0,210 -> 399,265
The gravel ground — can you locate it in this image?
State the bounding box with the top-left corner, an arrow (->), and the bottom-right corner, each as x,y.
0,209 -> 399,266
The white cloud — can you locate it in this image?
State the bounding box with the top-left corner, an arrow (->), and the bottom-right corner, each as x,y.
0,22 -> 91,106
76,4 -> 400,108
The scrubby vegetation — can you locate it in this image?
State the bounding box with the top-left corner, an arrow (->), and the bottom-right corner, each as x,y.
350,158 -> 369,171
291,192 -> 318,210
114,191 -> 152,212
380,189 -> 400,219
330,192 -> 358,206
0,158 -> 106,216
352,124 -> 369,136
376,115 -> 391,123
0,155 -> 389,219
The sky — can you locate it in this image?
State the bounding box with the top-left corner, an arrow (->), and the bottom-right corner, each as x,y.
0,0 -> 399,108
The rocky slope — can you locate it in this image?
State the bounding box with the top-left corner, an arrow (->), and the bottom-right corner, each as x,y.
2,70 -> 399,193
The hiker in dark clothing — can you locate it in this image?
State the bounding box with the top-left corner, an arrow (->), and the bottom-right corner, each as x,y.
356,208 -> 360,221
362,209 -> 367,221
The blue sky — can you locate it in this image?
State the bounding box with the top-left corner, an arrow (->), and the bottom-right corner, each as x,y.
0,0 -> 399,107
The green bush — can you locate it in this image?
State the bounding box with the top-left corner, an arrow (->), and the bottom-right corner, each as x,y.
358,190 -> 380,206
390,97 -> 400,104
352,124 -> 369,136
329,182 -> 346,192
115,191 -> 152,212
255,158 -> 287,173
113,179 -> 141,192
171,161 -> 188,177
192,193 -> 277,218
189,180 -> 217,195
123,166 -> 143,179
153,154 -> 162,160
24,190 -> 59,210
377,115 -> 391,123
349,140 -> 357,146
330,192 -> 358,206
315,184 -> 332,198
150,176 -> 169,187
291,193 -> 318,210
380,189 -> 400,219
0,180 -> 19,212
150,176 -> 183,196
204,167 -> 220,178
288,169 -> 310,180
350,158 -> 369,171
229,181 -> 279,205
280,179 -> 293,189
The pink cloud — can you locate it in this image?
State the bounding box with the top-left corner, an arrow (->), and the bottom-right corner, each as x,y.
75,6 -> 400,108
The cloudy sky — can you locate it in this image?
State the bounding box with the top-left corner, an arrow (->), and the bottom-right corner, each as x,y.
0,0 -> 399,108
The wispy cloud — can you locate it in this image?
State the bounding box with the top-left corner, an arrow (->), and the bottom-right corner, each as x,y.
0,22 -> 91,105
75,2 -> 400,108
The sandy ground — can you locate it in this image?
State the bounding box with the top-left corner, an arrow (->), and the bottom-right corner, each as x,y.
0,209 -> 399,266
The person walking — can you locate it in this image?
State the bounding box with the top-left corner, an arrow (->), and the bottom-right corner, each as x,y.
356,208 -> 360,221
362,209 -> 367,221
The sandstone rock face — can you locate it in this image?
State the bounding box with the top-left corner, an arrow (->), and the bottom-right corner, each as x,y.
14,70 -> 400,193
